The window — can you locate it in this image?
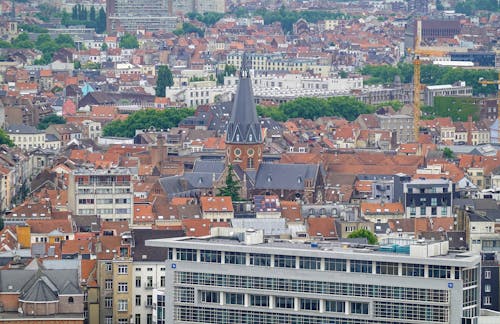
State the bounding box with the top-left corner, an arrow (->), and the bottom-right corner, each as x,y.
118,319 -> 128,324
160,276 -> 165,287
147,267 -> 153,271
135,314 -> 141,324
225,251 -> 246,264
225,292 -> 244,305
200,250 -> 221,263
420,206 -> 426,216
200,291 -> 219,303
250,295 -> 269,307
146,276 -> 153,288
350,260 -> 372,273
104,297 -> 113,308
351,302 -> 369,314
135,276 -> 141,288
376,262 -> 399,275
485,284 -> 491,293
177,248 -> 197,261
325,300 -> 345,313
485,271 -> 491,279
428,265 -> 451,278
431,198 -> 437,206
135,295 -> 141,306
118,282 -> 128,293
68,296 -> 74,303
299,256 -> 321,270
118,299 -> 128,312
274,255 -> 296,268
147,314 -> 152,324
118,265 -> 128,274
105,316 -> 113,324
484,296 -> 491,305
300,298 -> 319,311
105,263 -> 112,271
249,253 -> 271,267
325,258 -> 347,272
146,295 -> 153,307
105,279 -> 112,290
402,263 -> 425,277
275,296 -> 294,309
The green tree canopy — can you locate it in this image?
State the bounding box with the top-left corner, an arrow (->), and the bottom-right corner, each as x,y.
442,147 -> 455,160
173,22 -> 205,37
347,229 -> 378,245
217,165 -> 241,201
119,33 -> 139,49
0,129 -> 14,147
11,33 -> 34,49
37,114 -> 66,130
156,65 -> 174,97
102,108 -> 195,138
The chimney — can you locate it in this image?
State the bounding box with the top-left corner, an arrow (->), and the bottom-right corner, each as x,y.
466,115 -> 473,145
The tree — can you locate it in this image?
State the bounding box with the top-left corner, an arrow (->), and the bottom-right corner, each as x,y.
347,229 -> 378,245
119,33 -> 139,49
0,129 -> 14,147
96,8 -> 106,33
216,64 -> 237,85
442,147 -> 455,160
436,0 -> 445,10
217,165 -> 241,201
11,33 -> 34,49
89,6 -> 96,22
37,115 -> 66,130
156,65 -> 174,97
101,42 -> 108,51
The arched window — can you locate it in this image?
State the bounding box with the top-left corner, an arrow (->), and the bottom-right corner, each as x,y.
68,297 -> 74,303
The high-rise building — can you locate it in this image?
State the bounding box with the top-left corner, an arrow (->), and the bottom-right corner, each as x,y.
67,167 -> 134,224
106,0 -> 177,34
147,232 -> 481,324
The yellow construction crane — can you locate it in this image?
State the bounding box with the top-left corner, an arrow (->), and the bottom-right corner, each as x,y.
479,71 -> 500,142
408,20 -> 448,142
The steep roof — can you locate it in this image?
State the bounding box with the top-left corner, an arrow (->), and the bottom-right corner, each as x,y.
225,72 -> 262,144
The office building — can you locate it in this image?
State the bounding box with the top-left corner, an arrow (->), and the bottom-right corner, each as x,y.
106,0 -> 177,34
147,231 -> 480,324
68,167 -> 134,223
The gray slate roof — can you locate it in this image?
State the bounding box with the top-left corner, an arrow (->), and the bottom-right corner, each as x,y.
20,277 -> 58,302
254,163 -> 320,190
7,124 -> 43,134
225,75 -> 262,144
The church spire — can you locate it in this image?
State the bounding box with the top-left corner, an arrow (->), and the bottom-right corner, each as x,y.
225,53 -> 262,145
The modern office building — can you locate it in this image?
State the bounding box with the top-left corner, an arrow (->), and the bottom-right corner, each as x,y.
68,167 -> 134,223
106,0 -> 177,34
147,231 -> 481,324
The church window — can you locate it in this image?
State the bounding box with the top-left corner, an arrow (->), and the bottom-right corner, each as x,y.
247,148 -> 254,156
234,148 -> 241,156
248,158 -> 254,169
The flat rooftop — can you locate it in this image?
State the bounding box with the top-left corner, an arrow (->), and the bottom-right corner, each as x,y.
147,236 -> 480,267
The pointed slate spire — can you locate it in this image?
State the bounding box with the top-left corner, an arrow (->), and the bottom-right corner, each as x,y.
226,53 -> 262,144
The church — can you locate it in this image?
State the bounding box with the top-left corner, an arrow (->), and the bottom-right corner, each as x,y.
158,67 -> 325,204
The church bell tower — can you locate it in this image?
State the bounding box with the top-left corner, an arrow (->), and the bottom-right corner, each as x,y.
225,55 -> 264,171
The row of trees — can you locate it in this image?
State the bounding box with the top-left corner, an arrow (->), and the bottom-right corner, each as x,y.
360,63 -> 498,96
257,96 -> 374,122
186,12 -> 225,27
61,5 -> 106,34
455,0 -> 499,15
0,33 -> 75,64
102,108 -> 195,138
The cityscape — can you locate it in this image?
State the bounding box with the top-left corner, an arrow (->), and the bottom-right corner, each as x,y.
0,0 -> 499,323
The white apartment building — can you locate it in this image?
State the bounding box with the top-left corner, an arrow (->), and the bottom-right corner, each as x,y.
67,167 -> 135,223
165,71 -> 363,107
147,230 -> 481,324
6,124 -> 47,150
